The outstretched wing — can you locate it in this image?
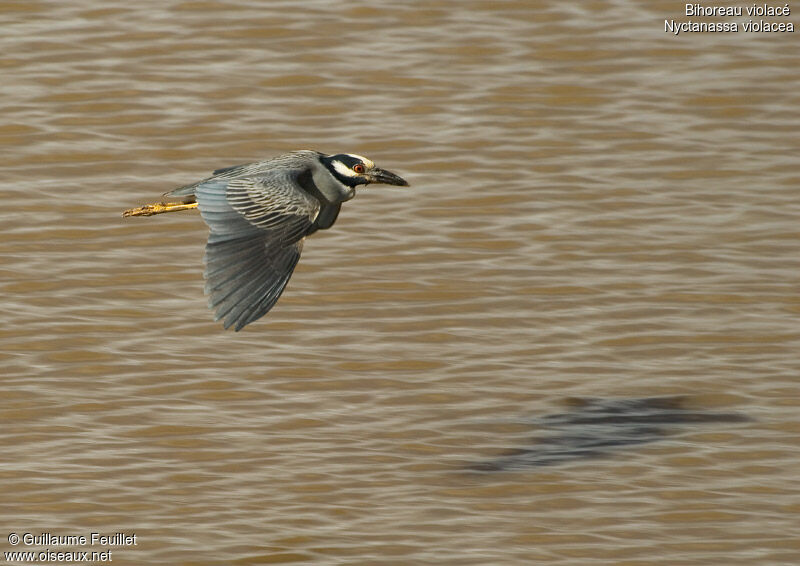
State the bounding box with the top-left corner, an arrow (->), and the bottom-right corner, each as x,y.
204,235 -> 304,331
194,171 -> 320,330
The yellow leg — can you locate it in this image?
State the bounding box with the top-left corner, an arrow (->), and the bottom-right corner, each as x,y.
122,201 -> 199,217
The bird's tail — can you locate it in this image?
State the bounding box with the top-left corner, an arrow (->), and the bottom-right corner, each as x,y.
122,201 -> 198,217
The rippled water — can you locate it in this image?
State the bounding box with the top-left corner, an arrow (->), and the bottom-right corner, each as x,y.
2,1 -> 799,564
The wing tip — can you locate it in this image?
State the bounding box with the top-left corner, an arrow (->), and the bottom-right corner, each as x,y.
204,240 -> 304,332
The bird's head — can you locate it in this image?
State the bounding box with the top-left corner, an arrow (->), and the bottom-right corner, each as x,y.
321,153 -> 409,188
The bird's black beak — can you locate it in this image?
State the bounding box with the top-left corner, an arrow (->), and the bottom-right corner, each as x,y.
369,167 -> 409,187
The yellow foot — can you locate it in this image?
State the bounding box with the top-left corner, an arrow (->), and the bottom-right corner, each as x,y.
122,201 -> 198,217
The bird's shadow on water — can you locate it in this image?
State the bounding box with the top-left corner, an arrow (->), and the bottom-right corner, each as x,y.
467,396 -> 750,473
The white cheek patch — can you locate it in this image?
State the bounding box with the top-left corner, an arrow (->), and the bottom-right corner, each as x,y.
332,160 -> 359,178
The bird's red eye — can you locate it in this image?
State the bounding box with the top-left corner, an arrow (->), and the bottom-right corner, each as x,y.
353,163 -> 365,174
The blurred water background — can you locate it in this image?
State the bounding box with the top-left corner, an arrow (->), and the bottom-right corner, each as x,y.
1,1 -> 799,564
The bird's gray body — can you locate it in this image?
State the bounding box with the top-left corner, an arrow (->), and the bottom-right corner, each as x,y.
158,150 -> 407,331
167,150 -> 352,232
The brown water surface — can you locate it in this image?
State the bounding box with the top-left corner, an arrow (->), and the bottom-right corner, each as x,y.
2,2 -> 799,564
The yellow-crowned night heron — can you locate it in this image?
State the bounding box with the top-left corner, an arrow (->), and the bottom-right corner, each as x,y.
123,150 -> 408,331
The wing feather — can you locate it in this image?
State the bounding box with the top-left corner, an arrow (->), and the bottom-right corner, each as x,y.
191,168 -> 320,330
203,235 -> 303,330
231,242 -> 303,330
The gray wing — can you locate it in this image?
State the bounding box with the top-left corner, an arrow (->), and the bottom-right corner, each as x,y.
162,164 -> 258,200
163,152 -> 325,201
195,172 -> 320,331
204,235 -> 304,331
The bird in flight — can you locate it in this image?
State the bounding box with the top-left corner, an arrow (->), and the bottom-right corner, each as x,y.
123,150 -> 408,331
